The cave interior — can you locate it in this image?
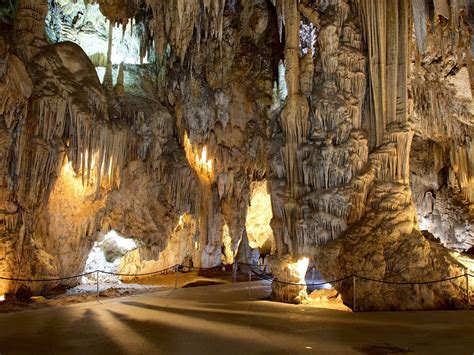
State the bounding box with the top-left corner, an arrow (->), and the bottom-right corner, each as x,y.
0,0 -> 473,312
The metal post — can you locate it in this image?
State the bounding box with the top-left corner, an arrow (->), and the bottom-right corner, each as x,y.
312,268 -> 315,284
466,273 -> 470,311
248,266 -> 252,299
352,275 -> 356,312
175,265 -> 179,289
96,270 -> 99,303
232,261 -> 237,283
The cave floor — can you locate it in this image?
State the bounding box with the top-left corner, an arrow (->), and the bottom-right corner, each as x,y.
0,280 -> 473,354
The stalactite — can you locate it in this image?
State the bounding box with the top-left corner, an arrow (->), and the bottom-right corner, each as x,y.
298,2 -> 320,27
357,0 -> 409,147
0,54 -> 32,131
143,0 -> 226,64
280,0 -> 309,199
451,141 -> 474,203
15,91 -> 138,209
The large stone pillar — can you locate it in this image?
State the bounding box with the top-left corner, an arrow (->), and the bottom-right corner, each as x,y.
269,0 -> 310,303
269,255 -> 308,303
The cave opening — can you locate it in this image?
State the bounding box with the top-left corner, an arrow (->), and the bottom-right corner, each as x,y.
82,229 -> 138,285
242,180 -> 274,270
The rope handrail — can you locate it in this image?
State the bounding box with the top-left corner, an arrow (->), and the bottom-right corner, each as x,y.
0,265 -> 180,282
0,271 -> 97,282
248,268 -> 353,287
0,263 -> 472,286
100,265 -> 178,277
249,268 -> 274,282
181,265 -> 228,271
243,264 -> 474,286
355,274 -> 467,285
259,273 -> 473,287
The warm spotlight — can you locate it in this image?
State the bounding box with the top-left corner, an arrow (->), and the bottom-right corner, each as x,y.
183,131 -> 213,178
295,257 -> 310,276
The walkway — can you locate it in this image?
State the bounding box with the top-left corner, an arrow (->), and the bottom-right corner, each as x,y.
0,281 -> 473,354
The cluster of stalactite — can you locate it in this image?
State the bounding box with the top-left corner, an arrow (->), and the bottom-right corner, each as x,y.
81,0 -> 227,65
267,0 -> 374,302
0,0 -> 203,294
78,0 -> 277,269
154,0 -> 276,268
267,0 -> 454,304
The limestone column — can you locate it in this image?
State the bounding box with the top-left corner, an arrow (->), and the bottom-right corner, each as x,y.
269,0 -> 310,304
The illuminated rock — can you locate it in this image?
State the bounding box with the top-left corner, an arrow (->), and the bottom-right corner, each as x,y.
269,256 -> 309,304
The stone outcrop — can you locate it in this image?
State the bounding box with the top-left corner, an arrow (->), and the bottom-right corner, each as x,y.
410,0 -> 474,253
315,183 -> 470,311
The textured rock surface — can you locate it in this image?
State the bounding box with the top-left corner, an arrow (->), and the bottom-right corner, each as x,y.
0,0 -> 473,311
315,183 -> 470,311
409,1 -> 474,252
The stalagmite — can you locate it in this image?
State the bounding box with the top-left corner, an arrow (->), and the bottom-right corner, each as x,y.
103,21 -> 114,91
114,63 -> 125,96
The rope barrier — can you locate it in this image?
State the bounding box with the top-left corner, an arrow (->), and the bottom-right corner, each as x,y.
0,265 -> 179,282
249,268 -> 274,282
355,274 -> 466,285
248,267 -> 353,287
99,265 -> 178,277
0,271 -> 96,282
183,265 -> 227,271
1,262 -> 470,312
0,264 -> 472,288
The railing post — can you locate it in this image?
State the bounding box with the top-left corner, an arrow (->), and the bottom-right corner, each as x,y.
466,273 -> 470,311
352,275 -> 356,312
232,261 -> 237,283
248,266 -> 251,299
175,265 -> 179,289
312,267 -> 315,284
96,270 -> 99,303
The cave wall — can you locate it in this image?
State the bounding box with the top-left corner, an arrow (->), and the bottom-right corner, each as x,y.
0,0 -> 200,294
410,0 -> 474,252
0,0 -> 276,294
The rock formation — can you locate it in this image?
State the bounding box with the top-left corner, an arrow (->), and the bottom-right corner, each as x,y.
0,0 -> 473,310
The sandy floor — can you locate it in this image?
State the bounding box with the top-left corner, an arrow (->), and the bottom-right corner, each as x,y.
0,266 -> 347,314
0,280 -> 473,354
0,283 -> 163,313
0,268 -> 257,313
